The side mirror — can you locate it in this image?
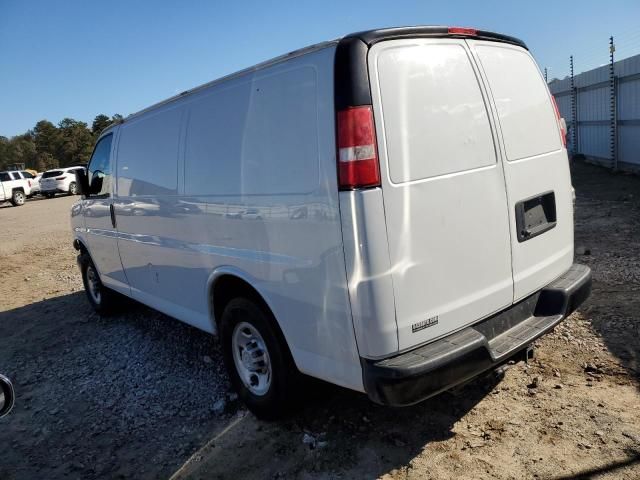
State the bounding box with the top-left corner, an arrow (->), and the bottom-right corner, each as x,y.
75,169 -> 90,197
89,170 -> 105,196
0,374 -> 15,418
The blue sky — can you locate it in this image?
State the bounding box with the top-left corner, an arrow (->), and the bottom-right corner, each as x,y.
1,0 -> 639,137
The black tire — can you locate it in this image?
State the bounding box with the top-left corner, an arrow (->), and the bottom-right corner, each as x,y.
79,252 -> 119,315
68,182 -> 78,195
11,190 -> 25,206
220,297 -> 299,420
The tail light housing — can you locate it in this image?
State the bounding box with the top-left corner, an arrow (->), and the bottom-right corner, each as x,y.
56,176 -> 66,181
550,95 -> 567,148
336,106 -> 381,190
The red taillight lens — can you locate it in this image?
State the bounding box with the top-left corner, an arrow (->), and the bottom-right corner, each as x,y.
550,95 -> 567,148
28,180 -> 32,187
448,27 -> 477,36
336,106 -> 381,190
56,176 -> 66,180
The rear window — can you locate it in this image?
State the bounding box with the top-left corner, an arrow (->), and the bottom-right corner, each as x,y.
42,170 -> 63,178
21,171 -> 34,179
373,41 -> 496,183
475,45 -> 561,161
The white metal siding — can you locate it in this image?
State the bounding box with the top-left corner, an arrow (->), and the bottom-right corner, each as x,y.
549,53 -> 640,170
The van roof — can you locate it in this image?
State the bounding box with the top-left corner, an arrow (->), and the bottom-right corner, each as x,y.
113,25 -> 526,130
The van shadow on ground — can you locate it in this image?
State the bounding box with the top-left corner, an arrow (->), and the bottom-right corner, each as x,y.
0,292 -> 229,479
0,290 -> 504,480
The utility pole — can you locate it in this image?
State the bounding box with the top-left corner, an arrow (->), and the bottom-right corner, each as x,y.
609,36 -> 617,171
570,55 -> 577,153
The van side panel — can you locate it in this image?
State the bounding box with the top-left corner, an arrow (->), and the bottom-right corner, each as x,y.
339,188 -> 398,358
113,46 -> 363,392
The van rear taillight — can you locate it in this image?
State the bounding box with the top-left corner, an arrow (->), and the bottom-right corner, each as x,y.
336,106 -> 381,190
550,95 -> 567,148
56,176 -> 66,181
448,27 -> 477,36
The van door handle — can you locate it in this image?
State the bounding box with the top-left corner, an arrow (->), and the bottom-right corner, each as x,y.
109,204 -> 117,229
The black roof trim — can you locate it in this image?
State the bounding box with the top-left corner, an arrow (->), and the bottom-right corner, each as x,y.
334,37 -> 372,110
345,26 -> 528,50
334,25 -> 528,111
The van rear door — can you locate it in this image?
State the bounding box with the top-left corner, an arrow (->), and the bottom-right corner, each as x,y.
368,38 -> 514,351
468,41 -> 573,301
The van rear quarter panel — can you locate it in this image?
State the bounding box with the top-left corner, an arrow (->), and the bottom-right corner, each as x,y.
112,46 -> 364,392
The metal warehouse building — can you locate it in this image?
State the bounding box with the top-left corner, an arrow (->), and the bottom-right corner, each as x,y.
549,53 -> 640,173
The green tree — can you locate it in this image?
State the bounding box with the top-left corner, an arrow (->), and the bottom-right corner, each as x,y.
35,152 -> 58,171
0,134 -> 37,169
33,120 -> 61,158
57,118 -> 94,166
91,114 -> 111,136
0,136 -> 9,169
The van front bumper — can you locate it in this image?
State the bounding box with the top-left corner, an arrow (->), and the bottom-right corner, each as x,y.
361,263 -> 591,406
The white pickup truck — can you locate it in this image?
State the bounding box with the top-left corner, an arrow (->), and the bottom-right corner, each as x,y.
0,170 -> 34,207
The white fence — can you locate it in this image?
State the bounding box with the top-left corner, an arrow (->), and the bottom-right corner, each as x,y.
549,53 -> 640,172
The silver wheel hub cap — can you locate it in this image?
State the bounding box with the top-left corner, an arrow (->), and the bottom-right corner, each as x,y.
86,265 -> 101,304
232,322 -> 271,396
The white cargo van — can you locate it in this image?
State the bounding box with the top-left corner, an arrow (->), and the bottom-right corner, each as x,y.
71,26 -> 591,418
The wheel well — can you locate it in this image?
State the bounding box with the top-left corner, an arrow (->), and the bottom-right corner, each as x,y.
211,274 -> 297,369
212,275 -> 271,327
12,188 -> 24,193
73,239 -> 89,256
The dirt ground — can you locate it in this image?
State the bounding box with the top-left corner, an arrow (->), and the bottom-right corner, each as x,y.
1,161 -> 639,479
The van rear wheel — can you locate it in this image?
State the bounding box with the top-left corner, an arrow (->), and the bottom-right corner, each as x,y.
79,253 -> 118,315
220,297 -> 298,419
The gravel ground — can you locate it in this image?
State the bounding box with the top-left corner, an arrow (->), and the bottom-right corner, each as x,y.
0,196 -> 235,479
1,161 -> 639,479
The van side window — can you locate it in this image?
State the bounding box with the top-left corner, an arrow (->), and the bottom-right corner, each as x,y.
184,66 -> 319,196
87,134 -> 114,197
117,108 -> 181,197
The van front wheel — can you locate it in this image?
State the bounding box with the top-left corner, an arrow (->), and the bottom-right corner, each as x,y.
79,253 -> 118,315
220,298 -> 298,419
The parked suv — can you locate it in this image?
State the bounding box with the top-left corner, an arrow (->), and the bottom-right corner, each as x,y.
40,166 -> 85,198
72,26 -> 591,418
0,170 -> 34,206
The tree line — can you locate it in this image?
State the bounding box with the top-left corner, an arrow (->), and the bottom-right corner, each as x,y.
0,114 -> 122,172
